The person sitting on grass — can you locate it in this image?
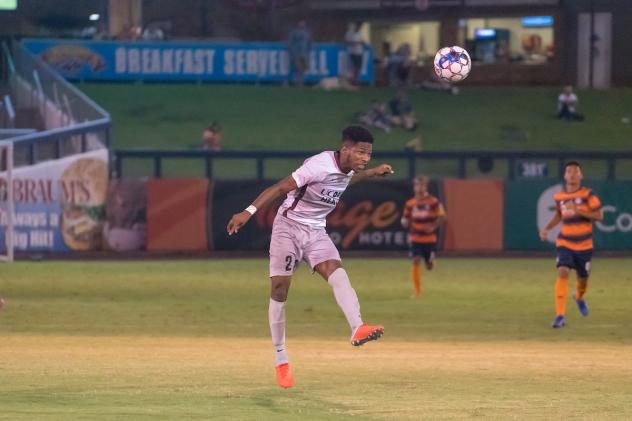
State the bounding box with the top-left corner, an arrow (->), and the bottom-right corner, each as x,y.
558,85 -> 584,121
356,100 -> 392,133
389,89 -> 418,131
201,122 -> 222,151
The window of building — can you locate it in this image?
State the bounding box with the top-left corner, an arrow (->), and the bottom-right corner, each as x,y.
458,16 -> 554,64
367,21 -> 440,65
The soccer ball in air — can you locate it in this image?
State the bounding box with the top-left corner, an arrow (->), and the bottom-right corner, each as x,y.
433,46 -> 471,82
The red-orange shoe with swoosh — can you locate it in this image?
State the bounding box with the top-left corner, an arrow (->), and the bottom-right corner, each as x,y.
275,363 -> 295,388
351,323 -> 384,346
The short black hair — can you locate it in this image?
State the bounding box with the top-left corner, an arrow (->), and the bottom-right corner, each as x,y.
564,160 -> 581,169
206,121 -> 222,132
342,125 -> 374,144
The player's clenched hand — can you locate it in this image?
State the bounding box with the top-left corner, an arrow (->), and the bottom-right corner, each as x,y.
374,164 -> 394,176
227,211 -> 252,236
539,229 -> 549,241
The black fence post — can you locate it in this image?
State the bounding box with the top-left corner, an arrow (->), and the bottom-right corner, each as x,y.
257,157 -> 264,182
28,142 -> 35,164
105,127 -> 111,149
115,153 -> 122,178
407,151 -> 416,180
205,155 -> 213,179
154,156 -> 162,178
54,137 -> 61,159
607,158 -> 616,181
458,157 -> 466,179
508,158 -> 515,181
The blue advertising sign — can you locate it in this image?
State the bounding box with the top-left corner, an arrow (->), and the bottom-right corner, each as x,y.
22,39 -> 374,83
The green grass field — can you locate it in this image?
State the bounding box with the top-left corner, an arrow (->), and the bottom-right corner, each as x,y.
80,84 -> 632,180
1,258 -> 631,419
80,84 -> 632,153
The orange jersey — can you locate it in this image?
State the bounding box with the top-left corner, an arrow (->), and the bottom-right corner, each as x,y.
554,186 -> 601,251
402,195 -> 445,244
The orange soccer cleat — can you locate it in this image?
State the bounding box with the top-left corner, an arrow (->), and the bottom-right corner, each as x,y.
351,323 -> 384,346
275,363 -> 295,389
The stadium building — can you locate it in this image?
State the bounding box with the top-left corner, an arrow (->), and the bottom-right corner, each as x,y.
1,0 -> 632,86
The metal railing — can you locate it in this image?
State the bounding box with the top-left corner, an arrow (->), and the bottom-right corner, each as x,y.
10,41 -> 109,123
1,40 -> 111,168
114,149 -> 632,181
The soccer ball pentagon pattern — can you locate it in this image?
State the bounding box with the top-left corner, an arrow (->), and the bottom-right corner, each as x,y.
434,46 -> 471,82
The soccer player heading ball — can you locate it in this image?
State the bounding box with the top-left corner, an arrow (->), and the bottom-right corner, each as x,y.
227,126 -> 394,388
539,161 -> 603,328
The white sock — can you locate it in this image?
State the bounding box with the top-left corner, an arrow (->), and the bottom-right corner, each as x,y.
327,268 -> 363,333
269,298 -> 289,366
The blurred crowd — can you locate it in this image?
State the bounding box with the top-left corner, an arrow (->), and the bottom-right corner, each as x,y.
81,22 -> 167,41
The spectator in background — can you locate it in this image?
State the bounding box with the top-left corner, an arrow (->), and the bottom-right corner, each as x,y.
356,100 -> 392,133
94,23 -> 109,40
287,20 -> 312,87
81,22 -> 109,40
116,24 -> 141,41
558,85 -> 584,121
495,40 -> 510,63
202,122 -> 222,151
316,75 -> 358,92
419,73 -> 459,95
389,89 -> 417,131
142,25 -> 165,41
345,22 -> 365,85
386,43 -> 414,88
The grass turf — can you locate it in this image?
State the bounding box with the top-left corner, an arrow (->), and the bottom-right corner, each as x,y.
79,84 -> 632,180
1,258 -> 631,419
80,84 -> 632,153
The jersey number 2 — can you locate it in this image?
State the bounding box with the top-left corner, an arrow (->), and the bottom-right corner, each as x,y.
285,255 -> 295,272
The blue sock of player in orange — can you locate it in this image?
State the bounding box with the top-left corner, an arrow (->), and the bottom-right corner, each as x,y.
575,277 -> 589,316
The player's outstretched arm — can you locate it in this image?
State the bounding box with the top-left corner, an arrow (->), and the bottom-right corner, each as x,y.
227,175 -> 298,235
539,212 -> 562,241
351,164 -> 394,184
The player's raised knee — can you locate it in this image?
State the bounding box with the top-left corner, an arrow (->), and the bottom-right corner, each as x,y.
557,267 -> 570,278
314,259 -> 342,280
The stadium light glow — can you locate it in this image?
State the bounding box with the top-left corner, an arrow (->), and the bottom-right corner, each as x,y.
89,13 -> 100,21
0,0 -> 17,10
522,16 -> 554,28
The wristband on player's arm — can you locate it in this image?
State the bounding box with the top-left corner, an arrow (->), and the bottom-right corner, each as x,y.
245,205 -> 257,215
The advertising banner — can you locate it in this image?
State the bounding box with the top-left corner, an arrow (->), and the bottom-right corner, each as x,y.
146,179 -> 210,251
212,180 -> 441,251
505,181 -> 632,250
22,39 -> 374,83
0,149 -> 108,252
442,179 -> 504,251
103,179 -> 147,252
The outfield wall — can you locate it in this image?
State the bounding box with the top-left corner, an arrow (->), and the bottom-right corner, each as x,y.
505,180 -> 632,251
107,178 -> 632,253
3,177 -> 631,254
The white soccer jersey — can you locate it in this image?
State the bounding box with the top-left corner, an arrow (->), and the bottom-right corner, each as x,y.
277,151 -> 354,228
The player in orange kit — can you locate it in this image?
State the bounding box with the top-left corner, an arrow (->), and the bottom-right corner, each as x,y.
539,161 -> 603,328
401,176 -> 446,298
